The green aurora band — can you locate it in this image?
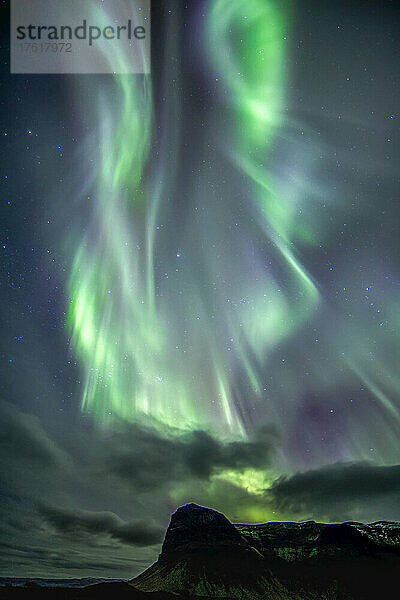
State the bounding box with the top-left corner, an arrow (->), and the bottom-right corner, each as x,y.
65,0 -> 400,516
67,0 -> 312,437
207,0 -> 319,372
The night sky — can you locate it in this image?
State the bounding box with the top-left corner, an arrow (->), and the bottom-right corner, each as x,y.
1,0 -> 399,579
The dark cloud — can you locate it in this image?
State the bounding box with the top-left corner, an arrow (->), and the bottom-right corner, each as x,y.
268,462 -> 400,521
101,422 -> 277,489
0,402 -> 277,576
183,426 -> 277,478
0,538 -> 143,573
0,401 -> 70,469
0,500 -> 155,578
39,504 -> 164,547
101,424 -> 180,491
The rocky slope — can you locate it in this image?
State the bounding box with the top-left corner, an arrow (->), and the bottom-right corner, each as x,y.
131,504 -> 288,599
236,518 -> 400,561
130,504 -> 400,599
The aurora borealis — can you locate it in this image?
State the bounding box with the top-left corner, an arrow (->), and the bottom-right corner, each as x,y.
1,0 -> 400,579
67,0 -> 319,439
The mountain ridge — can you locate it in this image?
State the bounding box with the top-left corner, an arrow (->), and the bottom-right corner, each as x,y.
130,503 -> 400,599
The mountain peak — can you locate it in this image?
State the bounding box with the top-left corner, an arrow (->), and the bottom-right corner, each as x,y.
131,505 -> 278,598
131,504 -> 400,599
161,503 -> 249,555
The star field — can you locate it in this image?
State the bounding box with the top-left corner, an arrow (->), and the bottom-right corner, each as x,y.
0,0 -> 399,579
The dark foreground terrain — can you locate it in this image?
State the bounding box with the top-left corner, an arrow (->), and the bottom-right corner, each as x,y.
2,503 -> 400,599
0,583 -> 210,599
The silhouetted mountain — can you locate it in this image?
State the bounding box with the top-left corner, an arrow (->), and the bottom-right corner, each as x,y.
131,503 -> 287,599
130,503 -> 400,599
3,505 -> 400,599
